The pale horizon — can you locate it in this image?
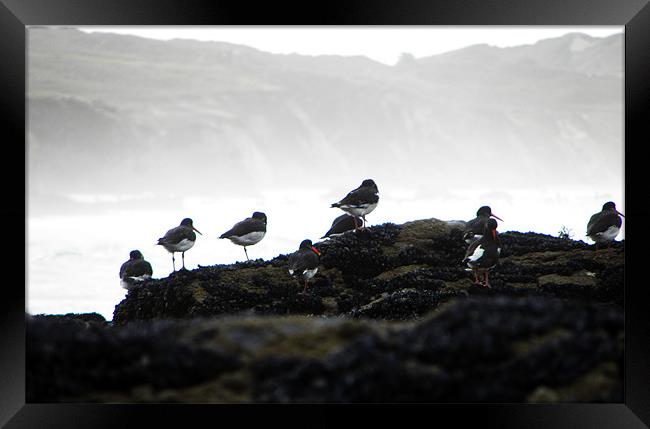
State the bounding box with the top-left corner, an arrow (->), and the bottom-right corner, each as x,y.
75,26 -> 623,66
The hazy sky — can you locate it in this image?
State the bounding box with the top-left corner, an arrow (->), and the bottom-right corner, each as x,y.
29,26 -> 624,319
78,26 -> 623,65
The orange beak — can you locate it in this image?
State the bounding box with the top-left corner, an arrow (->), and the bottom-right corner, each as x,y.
491,214 -> 504,222
193,226 -> 203,235
311,246 -> 321,256
617,211 -> 625,218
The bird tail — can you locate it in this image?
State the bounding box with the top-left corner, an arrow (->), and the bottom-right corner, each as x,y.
156,238 -> 164,245
331,203 -> 340,208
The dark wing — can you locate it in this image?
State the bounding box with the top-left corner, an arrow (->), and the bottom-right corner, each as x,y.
587,211 -> 622,235
220,218 -> 266,238
322,214 -> 358,237
333,186 -> 379,207
159,225 -> 195,245
465,216 -> 487,235
120,260 -> 153,279
143,261 -> 153,276
288,250 -> 319,275
119,260 -> 129,279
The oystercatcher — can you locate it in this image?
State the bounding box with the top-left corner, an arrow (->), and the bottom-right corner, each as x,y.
157,218 -> 202,271
288,239 -> 321,293
587,201 -> 624,247
321,213 -> 361,238
119,250 -> 153,290
463,205 -> 503,244
463,218 -> 500,288
220,211 -> 267,261
331,179 -> 379,229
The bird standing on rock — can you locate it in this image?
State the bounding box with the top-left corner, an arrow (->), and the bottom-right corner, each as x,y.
321,214 -> 361,239
157,218 -> 202,272
463,218 -> 500,288
288,239 -> 321,293
331,179 -> 379,229
119,250 -> 153,290
219,211 -> 267,261
587,202 -> 624,248
463,205 -> 503,244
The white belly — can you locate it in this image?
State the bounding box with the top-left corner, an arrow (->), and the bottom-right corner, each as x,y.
302,268 -> 318,280
467,246 -> 485,263
163,238 -> 195,253
120,275 -> 151,290
341,203 -> 377,217
591,226 -> 620,243
228,231 -> 266,246
290,267 -> 318,279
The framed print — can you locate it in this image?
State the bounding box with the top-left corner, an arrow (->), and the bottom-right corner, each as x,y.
2,0 -> 649,427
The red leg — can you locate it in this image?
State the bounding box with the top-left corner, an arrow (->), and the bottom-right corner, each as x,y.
484,272 -> 491,288
353,216 -> 360,230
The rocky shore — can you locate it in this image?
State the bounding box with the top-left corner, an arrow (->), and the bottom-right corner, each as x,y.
27,218 -> 624,403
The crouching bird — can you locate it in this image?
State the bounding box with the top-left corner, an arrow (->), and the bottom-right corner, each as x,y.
119,250 -> 153,290
321,213 -> 361,239
288,239 -> 321,293
331,179 -> 379,229
157,218 -> 202,272
219,211 -> 267,261
463,218 -> 500,288
587,201 -> 624,248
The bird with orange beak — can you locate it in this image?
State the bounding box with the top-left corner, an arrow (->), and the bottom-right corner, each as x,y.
157,217 -> 202,272
463,218 -> 500,288
288,239 -> 321,293
587,201 -> 625,248
463,205 -> 504,244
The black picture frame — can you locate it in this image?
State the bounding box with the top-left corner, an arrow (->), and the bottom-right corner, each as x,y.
3,0 -> 648,427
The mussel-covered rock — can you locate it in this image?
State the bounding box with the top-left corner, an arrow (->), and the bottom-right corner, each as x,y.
27,295 -> 623,403
112,219 -> 623,324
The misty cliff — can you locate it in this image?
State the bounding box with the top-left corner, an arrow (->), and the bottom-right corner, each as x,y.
28,29 -> 622,199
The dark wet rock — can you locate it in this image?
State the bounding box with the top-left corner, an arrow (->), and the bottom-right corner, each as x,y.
251,296 -> 622,403
112,219 -> 623,324
350,288 -> 441,320
27,217 -> 625,403
26,316 -> 242,402
27,295 -> 622,403
31,312 -> 108,328
498,231 -> 595,257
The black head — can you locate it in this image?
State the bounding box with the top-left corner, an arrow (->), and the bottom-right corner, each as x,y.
601,201 -> 624,218
476,205 -> 503,221
129,250 -> 144,260
361,179 -> 377,188
180,217 -> 202,235
299,239 -> 321,256
252,212 -> 267,222
299,239 -> 314,249
476,206 -> 492,217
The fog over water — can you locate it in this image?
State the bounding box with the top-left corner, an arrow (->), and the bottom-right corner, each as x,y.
27,28 -> 624,320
